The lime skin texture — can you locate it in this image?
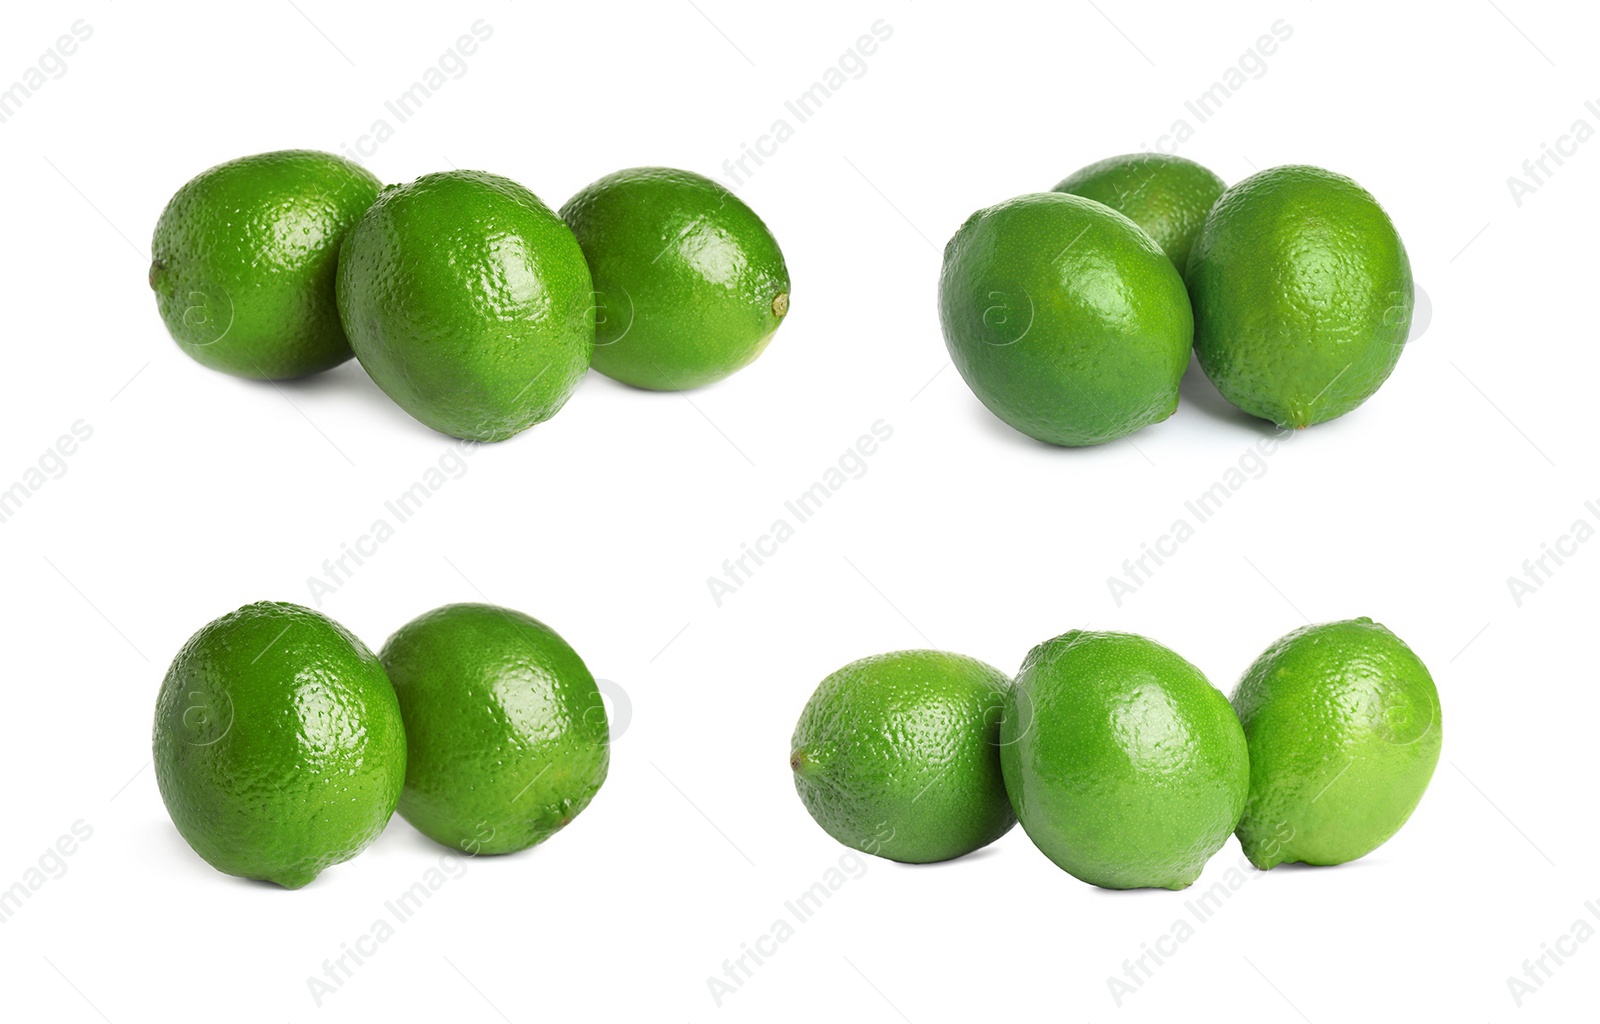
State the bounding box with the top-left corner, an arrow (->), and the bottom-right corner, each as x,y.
379,603 -> 610,855
1000,630 -> 1249,890
790,650 -> 1015,864
560,167 -> 790,391
938,192 -> 1194,447
336,170 -> 595,441
1054,152 -> 1226,281
1186,165 -> 1414,428
152,601 -> 407,889
149,150 -> 382,379
1230,618 -> 1442,869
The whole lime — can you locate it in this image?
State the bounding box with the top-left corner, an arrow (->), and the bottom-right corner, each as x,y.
1187,165 -> 1414,428
1000,630 -> 1248,890
336,171 -> 594,441
149,150 -> 381,379
790,650 -> 1014,863
939,192 -> 1194,446
1054,152 -> 1226,279
152,601 -> 406,889
1230,618 -> 1441,869
379,603 -> 609,854
560,167 -> 790,390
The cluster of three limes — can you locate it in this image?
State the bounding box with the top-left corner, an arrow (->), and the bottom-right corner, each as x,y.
149,151 -> 790,440
152,600 -> 609,888
791,618 -> 1441,889
939,153 -> 1414,443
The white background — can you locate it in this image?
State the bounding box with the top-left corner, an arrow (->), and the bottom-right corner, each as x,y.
1,1 -> 1595,1020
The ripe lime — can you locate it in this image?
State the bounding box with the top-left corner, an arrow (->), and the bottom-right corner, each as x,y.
1187,165 -> 1413,427
149,150 -> 381,379
939,192 -> 1194,446
790,650 -> 1014,863
380,603 -> 609,854
1230,618 -> 1441,868
560,167 -> 790,390
336,171 -> 594,441
1000,630 -> 1248,889
152,601 -> 406,888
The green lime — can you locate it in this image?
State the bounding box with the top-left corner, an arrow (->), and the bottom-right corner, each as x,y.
1000,630 -> 1248,890
1053,153 -> 1226,280
379,603 -> 609,854
790,650 -> 1014,864
1187,165 -> 1414,428
336,171 -> 594,441
1230,618 -> 1441,869
559,167 -> 790,390
152,601 -> 406,889
938,192 -> 1194,446
149,150 -> 381,379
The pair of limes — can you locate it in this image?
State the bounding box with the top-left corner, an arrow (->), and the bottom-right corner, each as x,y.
939,154 -> 1414,442
149,152 -> 790,441
791,619 -> 1441,889
152,601 -> 609,888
